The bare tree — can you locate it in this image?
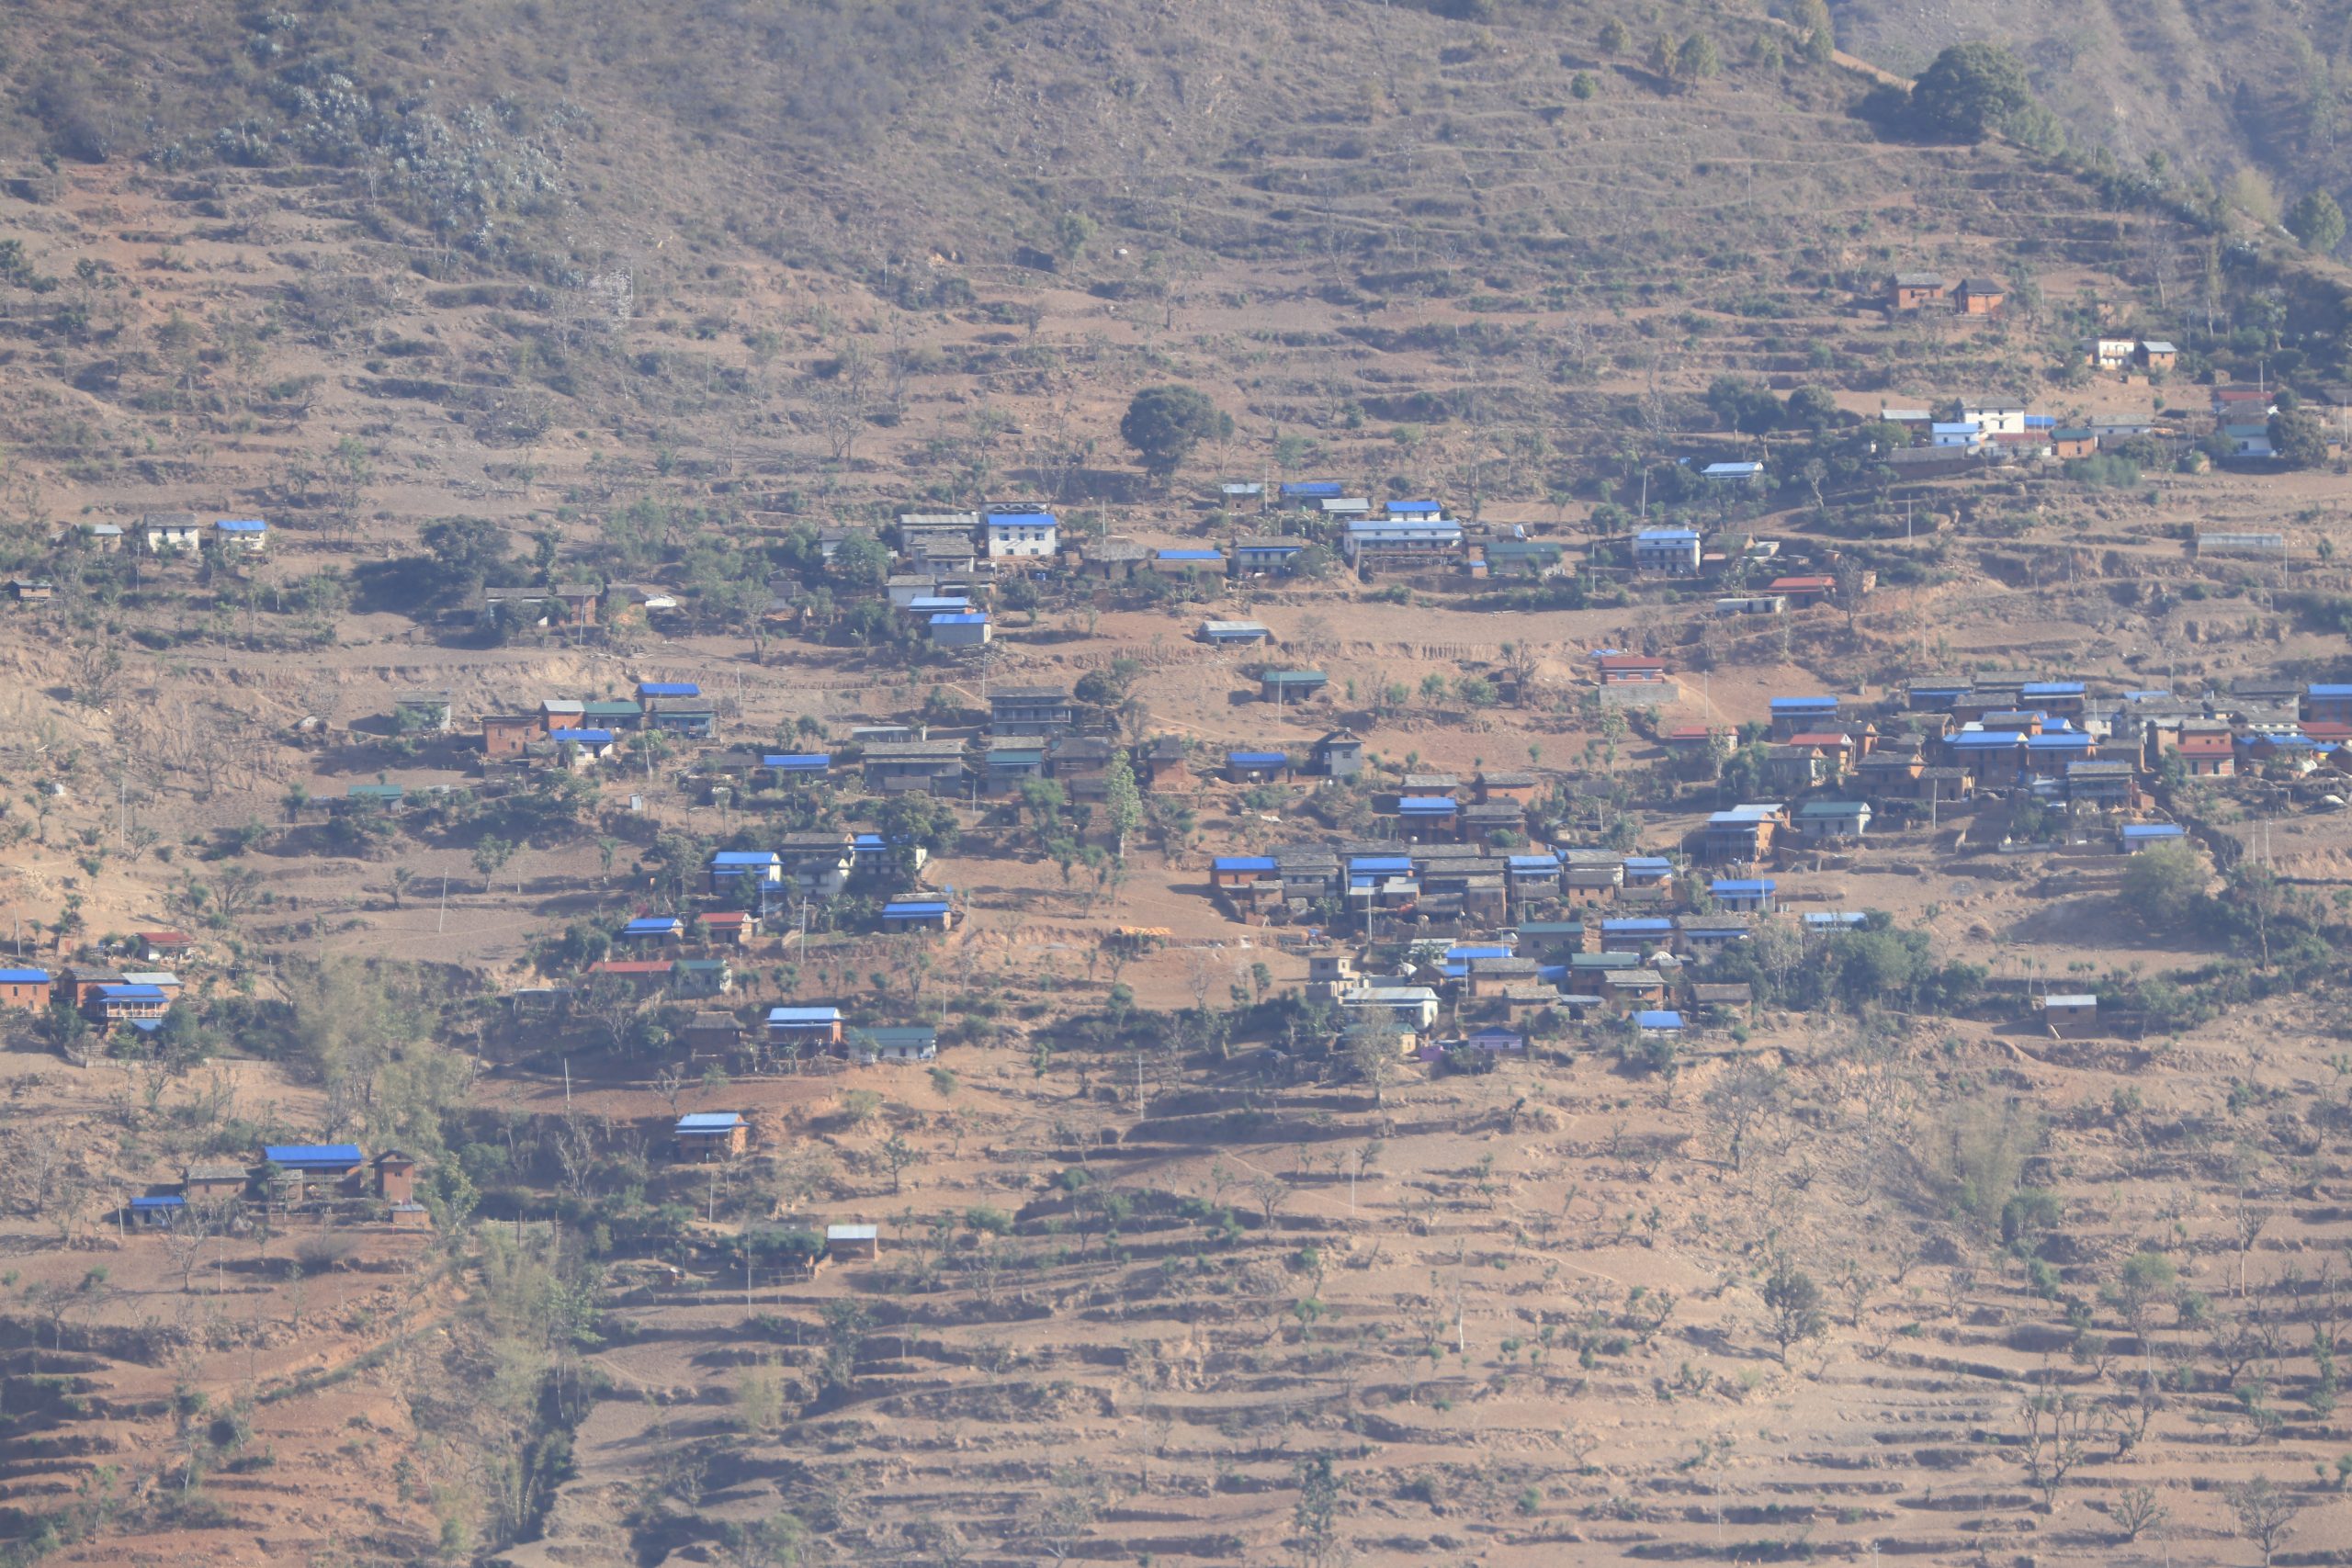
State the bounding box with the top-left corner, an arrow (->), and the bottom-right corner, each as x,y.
1702,1055 -> 1782,1174
2224,1475 -> 2301,1566
2018,1388 -> 2096,1514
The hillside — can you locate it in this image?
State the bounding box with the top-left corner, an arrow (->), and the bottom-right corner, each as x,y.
4,4 -> 2352,1568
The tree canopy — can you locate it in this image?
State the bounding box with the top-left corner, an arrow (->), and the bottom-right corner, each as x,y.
2287,190 -> 2346,254
1119,385 -> 1231,482
1911,44 -> 2032,142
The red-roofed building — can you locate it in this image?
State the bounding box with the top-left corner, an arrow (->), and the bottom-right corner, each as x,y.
2172,732 -> 2234,777
1785,731 -> 1859,769
587,959 -> 673,989
695,910 -> 759,948
137,931 -> 194,962
1766,575 -> 1837,603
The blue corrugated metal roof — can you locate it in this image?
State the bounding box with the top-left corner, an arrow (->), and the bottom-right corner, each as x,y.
1214,855 -> 1278,872
1951,731 -> 2023,749
1350,855 -> 1413,873
675,1111 -> 742,1131
266,1144 -> 362,1167
2120,824 -> 2185,840
622,917 -> 681,934
1711,879 -> 1775,894
884,901 -> 951,917
1601,918 -> 1675,934
1398,796 -> 1457,813
0,967 -> 50,983
1279,481 -> 1343,499
986,510 -> 1057,526
2020,681 -> 2084,696
1388,499 -> 1442,514
131,1195 -> 187,1209
763,754 -> 831,769
2309,684 -> 2352,698
1507,854 -> 1561,870
1227,750 -> 1289,766
768,1006 -> 842,1023
710,851 -> 779,866
1635,527 -> 1701,543
638,682 -> 699,697
1770,695 -> 1838,710
97,983 -> 167,999
1446,944 -> 1514,961
2027,732 -> 2093,750
214,518 -> 266,533
1157,548 -> 1224,561
1636,1010 -> 1684,1029
930,613 -> 989,625
550,728 -> 615,744
1623,855 -> 1673,871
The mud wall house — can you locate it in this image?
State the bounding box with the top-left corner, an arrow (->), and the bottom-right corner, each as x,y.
1212,854 -> 1277,891
1280,480 -> 1345,507
1595,654 -> 1668,690
2141,340 -> 2178,370
777,832 -> 857,898
1710,877 -> 1775,913
1466,956 -> 1541,999
674,1111 -> 749,1161
1342,517 -> 1463,569
647,697 -> 718,739
2307,685 -> 2352,726
1152,547 -> 1227,578
265,1144 -> 366,1199
619,916 -> 684,947
86,983 -> 169,1023
1046,737 -> 1114,801
482,713 -> 541,758
707,851 -> 783,898
130,1194 -> 186,1228
767,1006 -> 843,1051
1791,800 -> 1871,842
1768,696 -> 1838,740
0,967 -> 51,1011
1955,277 -> 2007,315
1397,796 -> 1459,841
1199,618 -> 1273,648
1226,750 -> 1292,784
586,959 -> 674,993
1140,736 -> 1192,791
584,698 -> 644,732
990,686 -> 1074,738
7,577 -> 55,604
182,1162 -> 250,1202
2065,761 -> 2137,809
761,752 -> 832,786
372,1150 -> 417,1203
1231,538 -> 1305,575
862,739 -> 968,795
695,909 -> 758,948
683,1010 -> 745,1060
673,958 -> 733,997
2171,732 -> 2234,777
1889,271 -> 1949,310
213,518 -> 268,555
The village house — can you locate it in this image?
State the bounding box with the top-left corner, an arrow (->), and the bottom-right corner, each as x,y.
182,1162 -> 250,1202
990,685 -> 1074,737
1769,695 -> 1839,739
2141,340 -> 2177,371
2039,994 -> 2099,1039
213,518 -> 269,554
585,959 -> 674,991
1212,854 -> 1277,890
1711,878 -> 1776,913
776,831 -> 858,899
767,1007 -> 843,1052
1199,618 -> 1273,647
1889,271 -> 1949,310
1338,985 -> 1441,1034
1139,736 -> 1193,791
1152,547 -> 1227,577
265,1144 -> 367,1200
1632,528 -> 1702,576
982,510 -> 1057,561
1342,517 -> 1463,567
1226,749 -> 1292,784
683,1010 -> 744,1058
1231,537 -> 1306,574
1481,538 -> 1566,576
673,958 -> 733,998
881,897 -> 955,932
1955,277 -> 2007,315
1791,799 -> 1871,842
928,610 -> 991,648
2172,732 -> 2235,777
374,1150 -> 417,1203
2120,823 -> 2188,854
1703,804 -> 1783,863
847,1025 -> 939,1064
86,983 -> 169,1023
481,713 -> 541,758
1313,729 -> 1364,779
139,512 -> 204,553
2051,428 -> 2098,459
2088,337 -> 2137,372
1595,653 -> 1669,687
696,912 -> 759,952
647,696 -> 718,739
0,966 -> 51,1011
675,1111 -> 749,1161
1260,670 -> 1329,705
1046,736 -> 1115,800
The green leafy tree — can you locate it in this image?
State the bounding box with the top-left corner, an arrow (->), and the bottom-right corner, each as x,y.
1911,43 -> 2031,142
2119,840 -> 2208,932
2286,190 -> 2346,254
1119,385 -> 1232,484
1102,748 -> 1143,861
1794,0 -> 1834,63
830,532 -> 889,592
1760,1257 -> 1826,1364
2271,406 -> 2331,468
1675,33 -> 1720,82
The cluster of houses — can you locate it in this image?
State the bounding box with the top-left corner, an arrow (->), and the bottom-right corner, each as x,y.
68,512 -> 271,558
0,931 -> 199,1026
128,1145 -> 424,1227
1887,272 -> 2009,316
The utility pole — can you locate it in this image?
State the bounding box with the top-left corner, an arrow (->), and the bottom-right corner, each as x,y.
563,1056 -> 572,1112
